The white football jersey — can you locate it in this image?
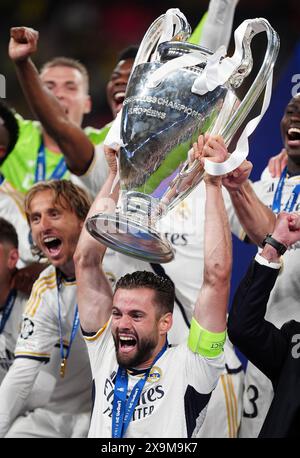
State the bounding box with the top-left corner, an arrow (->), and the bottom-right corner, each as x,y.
74,143 -> 109,199
0,183 -> 34,268
0,291 -> 27,383
84,319 -> 224,438
15,265 -> 92,415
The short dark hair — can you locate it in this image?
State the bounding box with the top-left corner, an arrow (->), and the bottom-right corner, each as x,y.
115,270 -> 174,316
40,56 -> 90,93
0,217 -> 18,249
117,45 -> 139,63
0,101 -> 19,154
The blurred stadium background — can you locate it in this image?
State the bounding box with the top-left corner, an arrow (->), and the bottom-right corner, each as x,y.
0,0 -> 299,126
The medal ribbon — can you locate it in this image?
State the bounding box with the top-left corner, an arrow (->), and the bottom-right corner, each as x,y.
0,289 -> 17,334
56,271 -> 80,377
112,340 -> 168,438
35,142 -> 67,183
272,166 -> 300,213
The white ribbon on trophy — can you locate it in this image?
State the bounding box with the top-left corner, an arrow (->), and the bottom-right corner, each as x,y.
145,19 -> 275,176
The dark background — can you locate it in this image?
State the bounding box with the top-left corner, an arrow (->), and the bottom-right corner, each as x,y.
1,0 -> 299,127
1,1 -> 299,346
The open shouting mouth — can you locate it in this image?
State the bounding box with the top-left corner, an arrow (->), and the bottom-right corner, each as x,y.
286,127 -> 300,148
118,333 -> 138,355
43,236 -> 63,258
113,90 -> 126,113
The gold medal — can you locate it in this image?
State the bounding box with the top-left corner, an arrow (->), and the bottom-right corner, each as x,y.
60,358 -> 67,378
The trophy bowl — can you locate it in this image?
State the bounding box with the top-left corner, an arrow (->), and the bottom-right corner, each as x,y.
87,213 -> 174,263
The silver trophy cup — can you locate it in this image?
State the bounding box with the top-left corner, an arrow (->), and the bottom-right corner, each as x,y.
87,12 -> 279,263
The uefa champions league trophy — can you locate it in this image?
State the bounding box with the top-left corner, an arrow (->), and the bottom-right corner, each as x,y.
86,9 -> 279,263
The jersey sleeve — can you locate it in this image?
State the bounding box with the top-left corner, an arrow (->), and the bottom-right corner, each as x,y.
182,343 -> 225,394
0,357 -> 43,437
14,273 -> 59,362
75,143 -> 109,199
82,318 -> 114,377
0,190 -> 33,267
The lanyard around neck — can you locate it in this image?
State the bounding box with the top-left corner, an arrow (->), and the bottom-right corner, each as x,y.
35,141 -> 67,183
56,271 -> 79,378
272,166 -> 300,213
112,340 -> 168,438
0,289 -> 17,334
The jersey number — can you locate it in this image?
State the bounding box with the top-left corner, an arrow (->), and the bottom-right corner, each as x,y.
243,384 -> 259,418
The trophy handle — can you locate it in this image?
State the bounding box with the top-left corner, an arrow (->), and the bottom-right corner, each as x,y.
131,9 -> 190,78
176,18 -> 280,181
104,10 -> 191,151
220,18 -> 280,146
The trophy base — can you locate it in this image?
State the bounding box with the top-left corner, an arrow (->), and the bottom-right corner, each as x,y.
86,213 -> 174,264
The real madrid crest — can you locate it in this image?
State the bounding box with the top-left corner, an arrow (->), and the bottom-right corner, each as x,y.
147,366 -> 162,382
175,201 -> 191,221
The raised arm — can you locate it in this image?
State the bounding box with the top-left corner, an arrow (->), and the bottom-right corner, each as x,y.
223,166 -> 276,246
197,0 -> 239,52
8,27 -> 94,175
74,148 -> 119,332
192,135 -> 232,333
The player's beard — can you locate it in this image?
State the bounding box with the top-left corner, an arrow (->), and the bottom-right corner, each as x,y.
113,330 -> 158,369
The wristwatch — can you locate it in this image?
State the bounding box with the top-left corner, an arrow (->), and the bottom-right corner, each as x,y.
262,234 -> 287,255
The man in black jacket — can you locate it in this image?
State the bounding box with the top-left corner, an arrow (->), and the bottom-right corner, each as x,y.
228,210 -> 300,437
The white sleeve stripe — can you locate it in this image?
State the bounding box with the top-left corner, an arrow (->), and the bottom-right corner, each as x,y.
220,374 -> 239,438
26,282 -> 57,316
25,276 -> 57,316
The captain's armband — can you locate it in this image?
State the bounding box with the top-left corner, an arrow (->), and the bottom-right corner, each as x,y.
188,317 -> 226,357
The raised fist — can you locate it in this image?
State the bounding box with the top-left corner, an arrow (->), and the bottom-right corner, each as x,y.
222,159 -> 253,192
272,211 -> 300,248
9,26 -> 39,62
